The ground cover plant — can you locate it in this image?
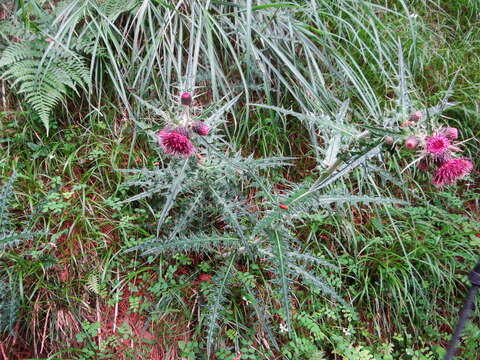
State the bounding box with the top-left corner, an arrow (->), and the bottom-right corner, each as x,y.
0,0 -> 479,359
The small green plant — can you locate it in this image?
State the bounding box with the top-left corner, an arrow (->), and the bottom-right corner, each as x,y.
179,340 -> 202,360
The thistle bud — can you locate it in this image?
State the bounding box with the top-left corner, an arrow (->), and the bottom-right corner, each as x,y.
441,127 -> 459,140
384,136 -> 394,145
181,92 -> 192,106
192,121 -> 209,136
405,136 -> 419,150
409,111 -> 422,122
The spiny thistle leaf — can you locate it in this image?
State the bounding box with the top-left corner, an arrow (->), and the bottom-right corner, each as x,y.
245,287 -> 279,350
156,159 -> 189,236
126,233 -> 239,256
289,264 -> 348,307
0,173 -> 16,233
267,230 -> 292,331
210,186 -> 250,251
0,278 -> 19,333
0,173 -> 43,333
206,255 -> 236,358
288,251 -> 338,270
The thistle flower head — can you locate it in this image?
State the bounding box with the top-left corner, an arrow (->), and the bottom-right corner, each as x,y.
405,136 -> 419,150
440,127 -> 459,140
425,134 -> 451,155
181,92 -> 192,106
192,121 -> 209,136
157,127 -> 195,157
431,158 -> 473,187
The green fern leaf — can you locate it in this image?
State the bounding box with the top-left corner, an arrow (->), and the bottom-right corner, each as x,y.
0,40 -> 89,134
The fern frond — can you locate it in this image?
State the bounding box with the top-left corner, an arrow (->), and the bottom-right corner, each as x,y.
86,273 -> 100,295
96,0 -> 141,21
0,40 -> 89,133
0,42 -> 44,67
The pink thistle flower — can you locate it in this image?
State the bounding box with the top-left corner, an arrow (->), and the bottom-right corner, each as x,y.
181,92 -> 192,106
440,127 -> 459,140
425,134 -> 451,155
405,136 -> 419,150
431,158 -> 473,187
157,127 -> 195,157
192,121 -> 209,136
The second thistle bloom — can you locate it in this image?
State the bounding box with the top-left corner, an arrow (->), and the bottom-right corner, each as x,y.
425,134 -> 451,156
157,127 -> 195,158
431,158 -> 473,187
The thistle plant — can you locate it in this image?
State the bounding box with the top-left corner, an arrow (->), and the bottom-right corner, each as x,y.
121,94 -> 405,356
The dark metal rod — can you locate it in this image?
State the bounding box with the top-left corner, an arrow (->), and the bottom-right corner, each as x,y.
444,262 -> 480,360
